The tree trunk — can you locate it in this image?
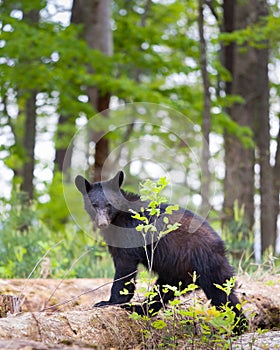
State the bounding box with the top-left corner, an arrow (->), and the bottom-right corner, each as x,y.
1,277 -> 280,348
222,0 -> 256,234
273,126 -> 280,253
20,9 -> 39,199
20,91 -> 37,199
54,114 -> 70,173
93,94 -> 110,182
54,115 -> 75,185
53,2 -> 84,177
71,0 -> 112,182
253,1 -> 275,255
198,0 -> 211,217
223,0 -> 274,256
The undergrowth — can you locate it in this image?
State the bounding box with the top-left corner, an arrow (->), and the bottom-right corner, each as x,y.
0,190 -> 113,278
125,177 -> 251,349
128,273 -> 252,349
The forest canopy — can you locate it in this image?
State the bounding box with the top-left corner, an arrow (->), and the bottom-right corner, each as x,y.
0,0 -> 279,278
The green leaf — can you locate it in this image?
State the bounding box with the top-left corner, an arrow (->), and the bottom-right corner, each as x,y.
165,204 -> 179,215
120,288 -> 129,295
151,320 -> 167,330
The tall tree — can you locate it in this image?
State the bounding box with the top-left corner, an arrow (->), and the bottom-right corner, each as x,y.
198,0 -> 211,216
21,90 -> 37,199
54,114 -> 71,174
53,5 -> 81,176
254,1 -> 275,254
222,0 -> 275,254
222,0 -> 255,234
71,0 -> 112,182
274,126 -> 280,253
16,8 -> 39,200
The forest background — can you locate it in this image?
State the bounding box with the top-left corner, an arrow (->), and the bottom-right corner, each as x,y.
0,0 -> 280,279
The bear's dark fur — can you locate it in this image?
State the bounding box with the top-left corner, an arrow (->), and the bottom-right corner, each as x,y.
75,171 -> 246,332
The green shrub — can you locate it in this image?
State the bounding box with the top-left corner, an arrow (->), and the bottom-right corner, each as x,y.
126,178 -> 247,349
130,276 -> 246,349
0,190 -> 113,278
222,201 -> 255,273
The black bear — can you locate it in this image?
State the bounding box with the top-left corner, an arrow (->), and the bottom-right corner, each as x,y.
75,171 -> 246,332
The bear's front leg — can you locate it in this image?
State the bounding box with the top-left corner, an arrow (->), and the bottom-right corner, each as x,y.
94,262 -> 138,308
94,300 -> 112,307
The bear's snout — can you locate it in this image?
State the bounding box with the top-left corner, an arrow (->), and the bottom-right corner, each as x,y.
95,208 -> 111,228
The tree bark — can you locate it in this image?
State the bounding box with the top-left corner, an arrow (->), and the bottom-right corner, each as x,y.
54,114 -> 71,173
253,1 -> 275,254
222,0 -> 257,233
273,125 -> 280,252
0,295 -> 21,318
222,0 -> 234,98
92,94 -> 110,182
0,277 -> 280,348
222,0 -> 274,255
20,9 -> 40,199
20,91 -> 37,199
198,0 -> 211,217
71,0 -> 112,182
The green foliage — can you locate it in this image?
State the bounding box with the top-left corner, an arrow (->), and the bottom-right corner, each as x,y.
218,12 -> 280,49
1,0 -> 202,202
130,177 -> 181,272
212,109 -> 255,148
0,191 -> 52,278
222,201 -> 255,272
37,172 -> 69,232
130,275 -> 247,349
0,190 -> 113,278
0,2 -> 105,119
112,0 -> 203,118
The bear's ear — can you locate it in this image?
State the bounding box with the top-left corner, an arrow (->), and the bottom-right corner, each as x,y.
109,171 -> 124,188
75,175 -> 92,194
